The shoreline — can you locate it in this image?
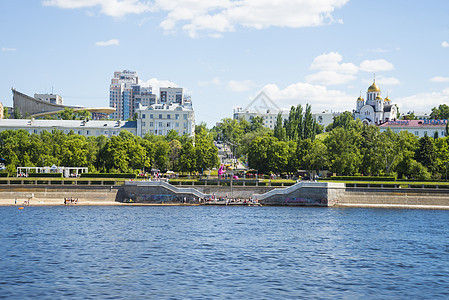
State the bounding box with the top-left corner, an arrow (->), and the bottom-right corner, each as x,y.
2,198 -> 449,210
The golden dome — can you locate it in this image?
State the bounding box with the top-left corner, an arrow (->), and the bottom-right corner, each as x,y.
357,96 -> 364,101
376,95 -> 383,100
368,81 -> 381,92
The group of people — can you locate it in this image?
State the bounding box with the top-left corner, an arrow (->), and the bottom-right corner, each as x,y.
64,197 -> 78,205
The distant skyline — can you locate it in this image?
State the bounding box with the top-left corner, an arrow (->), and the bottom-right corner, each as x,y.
1,0 -> 449,125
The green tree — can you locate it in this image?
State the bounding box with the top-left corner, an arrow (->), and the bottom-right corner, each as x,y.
273,112 -> 286,141
327,111 -> 354,131
168,139 -> 182,171
177,140 -> 196,173
415,135 -> 437,175
430,104 -> 449,119
324,127 -> 362,175
3,107 -> 10,119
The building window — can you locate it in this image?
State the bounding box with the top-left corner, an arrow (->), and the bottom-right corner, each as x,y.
150,114 -> 153,119
175,123 -> 179,127
142,122 -> 145,127
415,131 -> 419,136
86,130 -> 89,135
175,114 -> 179,119
167,114 -> 171,119
159,114 -> 163,119
150,122 -> 153,127
142,114 -> 146,119
184,123 -> 187,128
167,122 -> 171,127
183,114 -> 187,120
159,122 -> 163,127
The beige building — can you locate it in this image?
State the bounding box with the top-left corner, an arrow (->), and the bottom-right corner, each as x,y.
136,103 -> 195,137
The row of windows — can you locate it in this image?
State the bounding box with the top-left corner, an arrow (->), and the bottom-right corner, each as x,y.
142,129 -> 188,136
141,113 -> 188,120
142,122 -> 188,128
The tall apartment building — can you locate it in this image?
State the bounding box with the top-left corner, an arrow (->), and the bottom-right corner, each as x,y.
109,70 -> 140,120
160,87 -> 183,105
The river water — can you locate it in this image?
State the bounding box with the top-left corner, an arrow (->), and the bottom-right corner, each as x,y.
1,206 -> 448,299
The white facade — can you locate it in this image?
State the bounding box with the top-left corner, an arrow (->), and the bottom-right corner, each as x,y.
136,103 -> 195,137
379,119 -> 447,138
353,80 -> 398,125
0,119 -> 137,137
34,93 -> 63,105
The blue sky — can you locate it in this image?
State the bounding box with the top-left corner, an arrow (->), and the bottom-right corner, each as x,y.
1,0 -> 449,126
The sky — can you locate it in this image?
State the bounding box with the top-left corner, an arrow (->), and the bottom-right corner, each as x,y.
1,0 -> 449,126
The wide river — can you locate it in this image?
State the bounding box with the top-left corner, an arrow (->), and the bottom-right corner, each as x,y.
1,206 -> 448,299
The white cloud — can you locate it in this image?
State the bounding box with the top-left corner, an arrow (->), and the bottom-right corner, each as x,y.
259,82 -> 353,112
227,80 -> 257,92
95,39 -> 120,46
441,41 -> 449,48
397,89 -> 449,113
1,47 -> 17,52
431,76 -> 449,83
43,0 -> 151,18
44,0 -> 349,37
359,59 -> 394,72
140,78 -> 178,95
306,52 -> 358,85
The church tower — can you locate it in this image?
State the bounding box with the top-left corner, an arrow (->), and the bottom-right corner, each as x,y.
366,79 -> 381,106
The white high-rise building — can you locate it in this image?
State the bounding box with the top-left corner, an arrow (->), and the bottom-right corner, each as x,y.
109,70 -> 139,120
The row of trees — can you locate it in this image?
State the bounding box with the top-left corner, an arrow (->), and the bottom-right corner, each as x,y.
246,116 -> 449,180
0,125 -> 218,175
1,102 -> 448,180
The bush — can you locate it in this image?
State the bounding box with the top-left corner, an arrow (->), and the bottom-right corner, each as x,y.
81,173 -> 136,178
329,176 -> 396,181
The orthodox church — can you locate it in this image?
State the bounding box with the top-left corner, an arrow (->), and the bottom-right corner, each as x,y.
353,80 -> 398,125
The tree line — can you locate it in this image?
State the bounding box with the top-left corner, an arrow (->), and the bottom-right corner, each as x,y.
0,124 -> 218,175
1,103 -> 448,180
213,107 -> 449,180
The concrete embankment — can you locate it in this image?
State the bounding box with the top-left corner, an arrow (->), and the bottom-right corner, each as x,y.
1,181 -> 449,209
336,187 -> 449,209
0,185 -> 124,206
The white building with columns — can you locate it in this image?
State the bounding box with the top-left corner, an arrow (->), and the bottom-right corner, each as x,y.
136,102 -> 195,137
353,80 -> 398,125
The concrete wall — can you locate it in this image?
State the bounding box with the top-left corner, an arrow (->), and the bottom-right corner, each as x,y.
0,185 -> 122,204
339,187 -> 449,207
256,182 -> 346,206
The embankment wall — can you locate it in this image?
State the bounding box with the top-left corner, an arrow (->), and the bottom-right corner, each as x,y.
0,185 -> 122,204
